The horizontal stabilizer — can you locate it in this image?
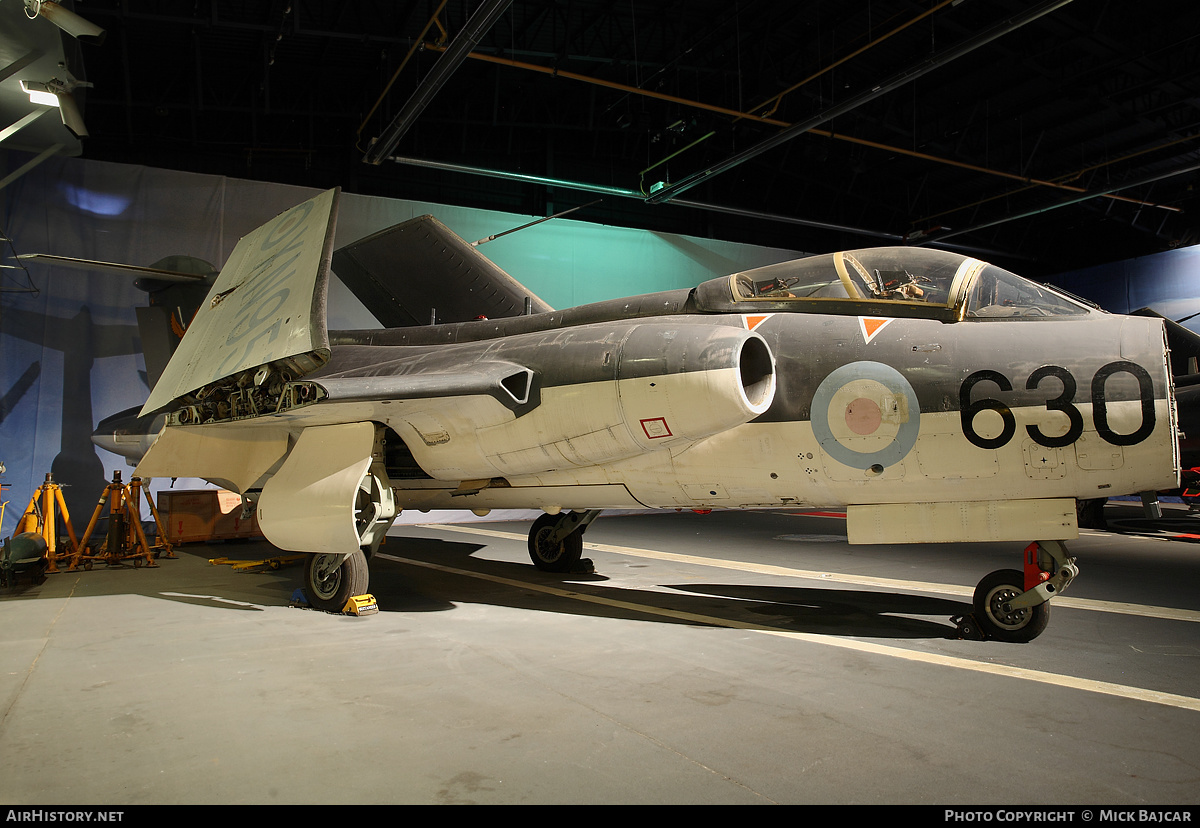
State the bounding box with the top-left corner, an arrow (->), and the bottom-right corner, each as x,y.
140,188 -> 340,416
332,215 -> 552,327
18,253 -> 216,282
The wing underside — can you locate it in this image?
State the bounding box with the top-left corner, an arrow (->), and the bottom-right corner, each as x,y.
331,214 -> 553,327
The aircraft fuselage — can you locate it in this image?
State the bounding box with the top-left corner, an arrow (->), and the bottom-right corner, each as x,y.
89,190 -> 1182,634
313,296 -> 1175,523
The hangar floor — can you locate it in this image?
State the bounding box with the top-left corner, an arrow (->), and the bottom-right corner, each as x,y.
1,503 -> 1198,805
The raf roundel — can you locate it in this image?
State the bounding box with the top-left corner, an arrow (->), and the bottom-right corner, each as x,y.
810,361 -> 921,470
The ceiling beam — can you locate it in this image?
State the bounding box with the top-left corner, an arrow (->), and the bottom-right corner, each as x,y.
922,157 -> 1200,245
643,0 -> 1077,205
362,0 -> 513,165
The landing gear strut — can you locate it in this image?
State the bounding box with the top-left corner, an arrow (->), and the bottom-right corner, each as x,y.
958,540 -> 1078,643
528,510 -> 601,572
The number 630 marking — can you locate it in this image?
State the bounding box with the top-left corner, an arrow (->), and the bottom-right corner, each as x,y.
959,361 -> 1156,450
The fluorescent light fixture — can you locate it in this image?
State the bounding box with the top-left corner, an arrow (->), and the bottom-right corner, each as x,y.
20,79 -> 59,107
19,78 -> 89,138
23,0 -> 106,44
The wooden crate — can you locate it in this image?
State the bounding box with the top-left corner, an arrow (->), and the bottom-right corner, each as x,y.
157,489 -> 263,543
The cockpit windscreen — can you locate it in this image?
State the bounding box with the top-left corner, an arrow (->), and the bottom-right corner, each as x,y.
721,248 -> 1093,320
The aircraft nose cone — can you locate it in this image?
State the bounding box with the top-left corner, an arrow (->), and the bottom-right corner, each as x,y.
90,430 -> 121,456
92,405 -> 163,463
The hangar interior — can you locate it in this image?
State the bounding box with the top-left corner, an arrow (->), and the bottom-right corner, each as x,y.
2,0 -> 1200,807
5,0 -> 1200,516
7,0 -> 1200,274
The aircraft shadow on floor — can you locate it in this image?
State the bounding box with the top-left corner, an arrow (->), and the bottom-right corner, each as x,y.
1104,515 -> 1200,541
7,535 -> 965,638
668,583 -> 965,639
373,536 -> 965,641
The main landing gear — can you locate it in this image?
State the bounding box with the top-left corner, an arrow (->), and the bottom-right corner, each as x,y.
955,540 -> 1078,643
304,548 -> 370,612
300,461 -> 395,613
527,510 -> 602,573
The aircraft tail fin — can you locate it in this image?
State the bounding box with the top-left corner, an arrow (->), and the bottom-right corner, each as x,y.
332,214 -> 553,327
18,251 -> 217,391
139,188 -> 340,416
132,256 -> 219,389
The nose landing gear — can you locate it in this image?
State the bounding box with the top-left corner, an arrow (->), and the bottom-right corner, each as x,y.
957,540 -> 1078,643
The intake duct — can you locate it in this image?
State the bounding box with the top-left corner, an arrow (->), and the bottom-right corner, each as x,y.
464,324 -> 776,478
612,324 -> 776,441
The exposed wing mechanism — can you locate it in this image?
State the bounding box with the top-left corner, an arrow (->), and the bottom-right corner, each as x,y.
140,188 -> 340,416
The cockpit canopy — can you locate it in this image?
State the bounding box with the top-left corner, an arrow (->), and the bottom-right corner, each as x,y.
694,247 -> 1095,322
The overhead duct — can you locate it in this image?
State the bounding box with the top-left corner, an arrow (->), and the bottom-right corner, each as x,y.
644,0 -> 1076,205
429,40 -> 1173,215
384,154 -> 1031,260
383,155 -> 899,241
362,0 -> 512,165
920,159 -> 1200,245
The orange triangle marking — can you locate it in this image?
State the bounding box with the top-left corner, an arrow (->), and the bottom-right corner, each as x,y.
744,314 -> 773,330
859,317 -> 894,344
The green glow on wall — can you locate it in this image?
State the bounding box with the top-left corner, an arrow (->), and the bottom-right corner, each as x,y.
332,192 -> 804,326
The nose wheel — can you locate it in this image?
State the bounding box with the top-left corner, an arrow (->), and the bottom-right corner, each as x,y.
958,541 -> 1076,643
972,569 -> 1051,643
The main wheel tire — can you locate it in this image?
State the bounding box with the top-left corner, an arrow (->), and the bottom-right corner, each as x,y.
972,568 -> 1050,643
305,548 -> 370,612
528,513 -> 584,572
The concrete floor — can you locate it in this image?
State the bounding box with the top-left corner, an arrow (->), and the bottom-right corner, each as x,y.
1,502 -> 1199,805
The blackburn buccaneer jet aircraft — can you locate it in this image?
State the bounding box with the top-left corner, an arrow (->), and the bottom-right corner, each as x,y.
94,188 -> 1179,642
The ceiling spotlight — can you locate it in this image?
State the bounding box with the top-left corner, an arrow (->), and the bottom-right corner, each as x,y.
23,0 -> 106,45
20,79 -> 60,107
20,78 -> 90,138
